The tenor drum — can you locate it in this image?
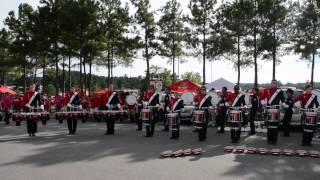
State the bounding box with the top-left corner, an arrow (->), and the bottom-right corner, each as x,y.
228,110 -> 242,123
267,109 -> 280,121
304,112 -> 317,125
30,113 -> 41,121
41,112 -> 50,121
193,110 -> 205,123
141,109 -> 151,121
167,113 -> 178,126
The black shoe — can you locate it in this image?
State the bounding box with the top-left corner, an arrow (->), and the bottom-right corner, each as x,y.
32,134 -> 35,136
29,134 -> 32,136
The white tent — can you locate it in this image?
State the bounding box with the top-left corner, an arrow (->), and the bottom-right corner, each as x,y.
205,78 -> 236,91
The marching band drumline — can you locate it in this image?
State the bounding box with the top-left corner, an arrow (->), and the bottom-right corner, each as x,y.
6,81 -> 320,147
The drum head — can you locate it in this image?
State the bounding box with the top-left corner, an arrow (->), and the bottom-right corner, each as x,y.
181,92 -> 194,105
126,95 -> 137,106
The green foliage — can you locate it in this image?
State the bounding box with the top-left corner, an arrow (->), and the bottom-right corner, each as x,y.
185,0 -> 217,84
131,0 -> 158,85
181,71 -> 202,84
45,84 -> 55,96
158,0 -> 185,82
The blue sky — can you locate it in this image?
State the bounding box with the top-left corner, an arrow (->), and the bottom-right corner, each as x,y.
0,0 -> 318,84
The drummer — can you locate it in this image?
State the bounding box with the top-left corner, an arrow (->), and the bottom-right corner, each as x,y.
167,92 -> 184,139
136,91 -> 144,131
216,87 -> 228,134
249,87 -> 260,135
126,91 -> 137,123
281,88 -> 294,137
193,86 -> 212,141
162,87 -> 171,132
143,85 -> 160,137
226,85 -> 246,143
260,79 -> 285,145
260,79 -> 285,107
105,88 -> 123,135
23,84 -> 44,136
295,84 -> 319,146
65,87 -> 82,135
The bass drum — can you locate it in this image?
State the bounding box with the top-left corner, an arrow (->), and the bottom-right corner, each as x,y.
181,92 -> 194,105
209,92 -> 220,106
126,95 -> 137,106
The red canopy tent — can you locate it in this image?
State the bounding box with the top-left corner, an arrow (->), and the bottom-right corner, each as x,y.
95,88 -> 108,94
0,86 -> 16,95
169,79 -> 200,95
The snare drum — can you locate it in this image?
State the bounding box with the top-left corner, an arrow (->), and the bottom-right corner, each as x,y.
296,150 -> 308,157
228,110 -> 242,123
283,149 -> 295,156
246,147 -> 257,154
41,112 -> 50,121
224,146 -> 235,153
270,149 -> 281,156
267,109 -> 280,121
167,113 -> 178,126
304,112 -> 317,125
30,113 -> 41,121
193,110 -> 205,123
141,109 -> 151,121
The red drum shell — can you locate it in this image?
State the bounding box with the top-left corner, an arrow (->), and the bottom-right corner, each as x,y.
194,110 -> 205,123
228,110 -> 241,122
267,109 -> 280,121
142,109 -> 151,121
224,146 -> 235,153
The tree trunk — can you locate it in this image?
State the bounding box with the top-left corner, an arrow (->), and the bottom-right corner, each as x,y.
172,56 -> 175,83
1,72 -> 5,85
111,47 -> 114,85
83,59 -> 87,93
68,55 -> 71,91
107,48 -> 111,86
42,57 -> 46,92
55,57 -> 59,94
254,24 -> 258,88
202,41 -> 206,85
237,35 -> 241,85
311,52 -> 315,86
62,56 -> 65,94
145,28 -> 150,87
80,55 -> 83,94
23,59 -> 26,92
34,56 -> 37,84
272,25 -> 276,80
89,60 -> 92,93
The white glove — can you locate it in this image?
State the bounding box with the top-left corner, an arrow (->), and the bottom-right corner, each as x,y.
261,100 -> 267,106
166,107 -> 170,112
78,105 -> 83,110
25,103 -> 32,109
225,102 -> 230,107
294,102 -> 301,108
106,104 -> 112,110
117,104 -> 123,111
282,102 -> 289,109
40,105 -> 45,110
67,103 -> 73,108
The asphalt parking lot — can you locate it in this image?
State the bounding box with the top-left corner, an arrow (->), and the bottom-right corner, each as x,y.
0,121 -> 319,180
